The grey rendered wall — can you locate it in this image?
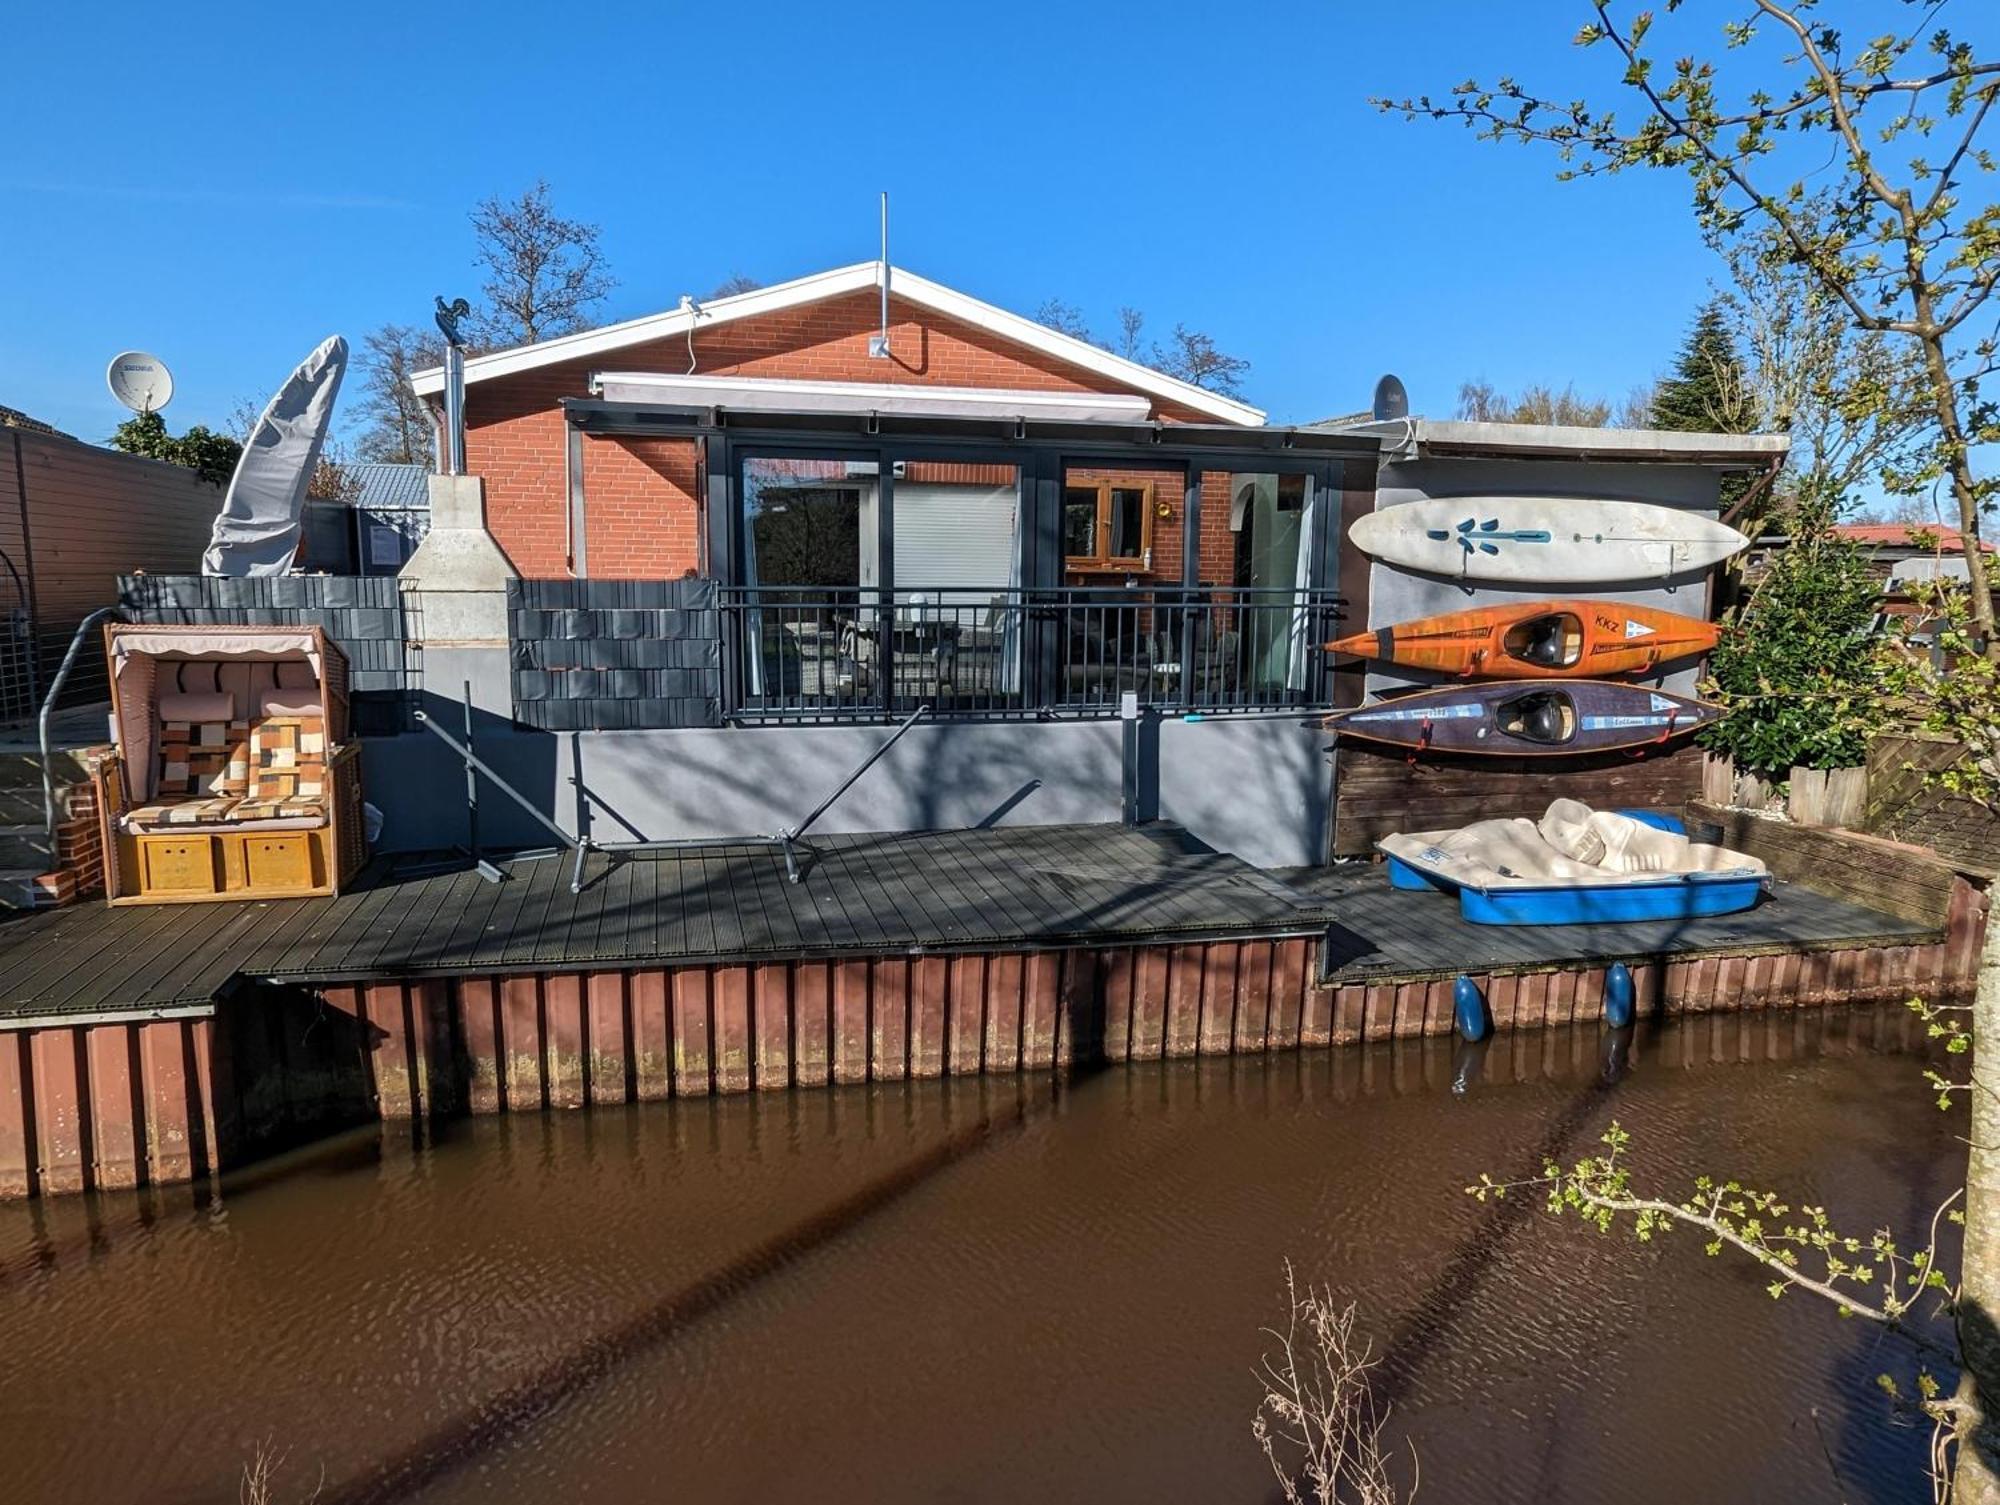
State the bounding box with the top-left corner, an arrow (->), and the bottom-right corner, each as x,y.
363,713 -> 1329,867
1365,457 -> 1723,699
367,720 -> 1123,853
1156,716 -> 1329,868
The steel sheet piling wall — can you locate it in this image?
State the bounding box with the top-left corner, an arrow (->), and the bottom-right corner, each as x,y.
0,1016 -> 220,1198
316,932 -> 1973,1124
0,916 -> 1985,1198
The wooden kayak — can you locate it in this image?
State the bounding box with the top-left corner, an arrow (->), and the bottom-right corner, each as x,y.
1326,680 -> 1721,756
1326,600 -> 1719,679
1347,497 -> 1748,583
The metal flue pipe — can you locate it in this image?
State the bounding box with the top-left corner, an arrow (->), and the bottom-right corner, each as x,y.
443,344 -> 467,476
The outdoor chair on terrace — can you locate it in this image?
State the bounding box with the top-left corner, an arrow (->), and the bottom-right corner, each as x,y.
92,624 -> 367,904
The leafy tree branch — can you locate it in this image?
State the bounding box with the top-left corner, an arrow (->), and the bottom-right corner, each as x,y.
1377,0 -> 2000,637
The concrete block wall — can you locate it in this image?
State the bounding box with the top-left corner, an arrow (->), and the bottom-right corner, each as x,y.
364,711 -> 1329,869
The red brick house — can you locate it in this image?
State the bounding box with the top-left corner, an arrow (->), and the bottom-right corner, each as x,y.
409,262 -> 1281,591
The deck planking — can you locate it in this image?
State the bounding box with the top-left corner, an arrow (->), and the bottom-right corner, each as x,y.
0,825 -> 1944,1024
0,824 -> 1334,1020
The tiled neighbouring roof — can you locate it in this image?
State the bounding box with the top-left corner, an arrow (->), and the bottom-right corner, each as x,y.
0,404 -> 74,440
1834,523 -> 1993,554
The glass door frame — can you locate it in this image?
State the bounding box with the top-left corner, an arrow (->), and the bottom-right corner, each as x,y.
732,442 -> 890,714
1185,457 -> 1341,707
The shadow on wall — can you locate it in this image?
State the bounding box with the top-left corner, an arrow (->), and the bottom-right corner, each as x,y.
580,720 -> 1129,844
1155,715 -> 1330,867
364,691 -> 563,855
214,985 -> 383,1164
365,719 -> 1126,855
361,713 -> 1333,869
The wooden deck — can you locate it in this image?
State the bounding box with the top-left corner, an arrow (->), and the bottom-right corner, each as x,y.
1287,864 -> 1940,981
0,824 -> 1333,1022
0,821 -> 1954,1027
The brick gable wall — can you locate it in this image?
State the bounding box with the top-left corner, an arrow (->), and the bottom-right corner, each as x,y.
460,290 -> 1227,578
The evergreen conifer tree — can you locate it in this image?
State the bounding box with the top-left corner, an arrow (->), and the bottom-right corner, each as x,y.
1651,303 -> 1754,433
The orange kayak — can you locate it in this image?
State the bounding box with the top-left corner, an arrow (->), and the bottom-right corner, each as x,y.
1326,600 -> 1718,679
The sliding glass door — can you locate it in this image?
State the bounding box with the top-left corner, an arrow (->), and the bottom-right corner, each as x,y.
741,453 -> 878,710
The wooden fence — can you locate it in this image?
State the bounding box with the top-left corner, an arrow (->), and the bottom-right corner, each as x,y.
1,428 -> 220,709
1698,753 -> 1867,828
1865,733 -> 2000,877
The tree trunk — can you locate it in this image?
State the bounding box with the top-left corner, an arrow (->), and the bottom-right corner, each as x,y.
1916,329 -> 1997,643
1957,901 -> 2000,1502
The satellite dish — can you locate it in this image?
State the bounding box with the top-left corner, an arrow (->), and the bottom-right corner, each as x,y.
107,352 -> 173,414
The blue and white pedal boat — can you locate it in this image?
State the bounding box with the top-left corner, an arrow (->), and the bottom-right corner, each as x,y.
1377,802 -> 1769,926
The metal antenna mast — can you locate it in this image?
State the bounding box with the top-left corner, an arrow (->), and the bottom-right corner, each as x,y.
868,191 -> 891,359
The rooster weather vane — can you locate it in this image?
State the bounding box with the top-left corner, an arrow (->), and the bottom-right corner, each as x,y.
434,296 -> 471,349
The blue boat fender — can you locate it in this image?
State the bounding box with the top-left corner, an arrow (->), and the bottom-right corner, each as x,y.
1453,975 -> 1489,1042
1604,962 -> 1636,1029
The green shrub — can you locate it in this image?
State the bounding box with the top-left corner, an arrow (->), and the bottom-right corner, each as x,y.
1699,523 -> 1885,776
109,410 -> 241,487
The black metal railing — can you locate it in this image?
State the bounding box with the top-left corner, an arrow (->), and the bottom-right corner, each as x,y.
720,585 -> 1345,722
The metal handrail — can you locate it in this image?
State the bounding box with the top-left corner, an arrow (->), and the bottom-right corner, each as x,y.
41,607 -> 120,848
718,584 -> 1346,723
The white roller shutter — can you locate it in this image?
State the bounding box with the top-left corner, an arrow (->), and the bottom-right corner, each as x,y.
892,483 -> 1018,603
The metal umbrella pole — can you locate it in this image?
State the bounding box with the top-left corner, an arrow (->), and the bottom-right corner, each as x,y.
778,703 -> 931,882
413,710 -> 594,892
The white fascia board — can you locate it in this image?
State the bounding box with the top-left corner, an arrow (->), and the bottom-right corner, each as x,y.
412,261 -> 1268,427
885,269 -> 1266,426
591,371 -> 1156,422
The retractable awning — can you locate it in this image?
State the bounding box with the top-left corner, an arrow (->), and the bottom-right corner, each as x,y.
590,371 -> 1155,424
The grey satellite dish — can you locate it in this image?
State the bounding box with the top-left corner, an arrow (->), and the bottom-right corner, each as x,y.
1371,374 -> 1408,423
107,352 -> 174,414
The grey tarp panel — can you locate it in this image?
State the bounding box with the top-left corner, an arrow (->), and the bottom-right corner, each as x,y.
203,334 -> 347,576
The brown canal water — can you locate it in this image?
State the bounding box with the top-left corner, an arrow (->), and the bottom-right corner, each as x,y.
0,1004 -> 1962,1505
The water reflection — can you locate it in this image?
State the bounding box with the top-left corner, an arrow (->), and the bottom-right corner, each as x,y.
0,1004 -> 1954,1505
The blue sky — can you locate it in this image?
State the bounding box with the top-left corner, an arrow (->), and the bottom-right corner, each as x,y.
2,0 -> 1991,445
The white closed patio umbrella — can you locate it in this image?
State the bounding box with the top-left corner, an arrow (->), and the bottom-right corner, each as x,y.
202,334 -> 348,576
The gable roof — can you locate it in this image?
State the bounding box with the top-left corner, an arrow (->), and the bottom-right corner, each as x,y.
409,262 -> 1265,426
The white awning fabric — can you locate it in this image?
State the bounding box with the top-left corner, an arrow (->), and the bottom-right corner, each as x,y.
590,371 -> 1154,424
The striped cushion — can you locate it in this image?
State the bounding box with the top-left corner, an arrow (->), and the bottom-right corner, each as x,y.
128,796 -> 326,829
249,715 -> 328,802
157,719 -> 251,798
228,797 -> 326,823
129,797 -> 242,829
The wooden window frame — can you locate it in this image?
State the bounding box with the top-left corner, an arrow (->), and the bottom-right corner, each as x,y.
1063,479 -> 1156,573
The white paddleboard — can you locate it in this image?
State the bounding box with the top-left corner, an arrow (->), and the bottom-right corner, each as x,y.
1349,496 -> 1748,584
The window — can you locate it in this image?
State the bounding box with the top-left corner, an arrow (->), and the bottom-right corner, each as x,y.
743,456 -> 874,590
1063,478 -> 1156,570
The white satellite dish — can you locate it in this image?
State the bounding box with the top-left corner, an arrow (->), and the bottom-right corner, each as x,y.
106,351 -> 174,414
